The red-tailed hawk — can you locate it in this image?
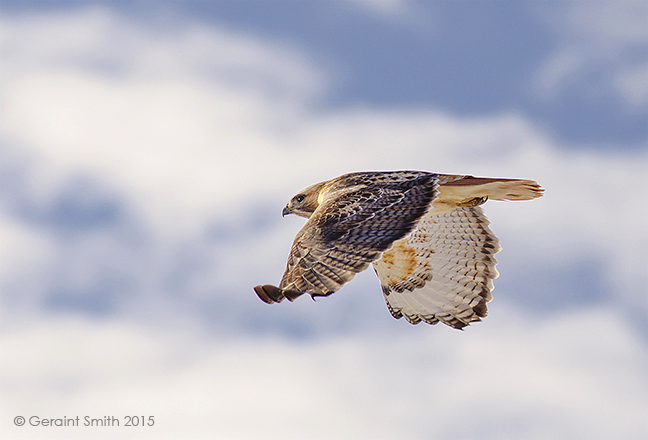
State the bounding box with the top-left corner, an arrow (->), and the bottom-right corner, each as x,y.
254,171 -> 543,329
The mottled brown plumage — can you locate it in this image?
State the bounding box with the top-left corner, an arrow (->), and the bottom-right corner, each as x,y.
254,170 -> 543,329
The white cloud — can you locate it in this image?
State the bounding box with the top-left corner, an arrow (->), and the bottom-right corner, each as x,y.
0,7 -> 327,237
1,309 -> 646,439
0,216 -> 53,305
0,7 -> 326,101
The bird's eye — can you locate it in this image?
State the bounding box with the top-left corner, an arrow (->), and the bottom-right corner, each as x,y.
294,194 -> 306,204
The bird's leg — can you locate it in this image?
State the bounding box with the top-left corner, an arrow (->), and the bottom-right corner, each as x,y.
309,291 -> 335,301
458,196 -> 488,208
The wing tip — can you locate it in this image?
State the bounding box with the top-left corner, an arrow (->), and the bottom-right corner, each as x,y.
254,285 -> 303,304
254,285 -> 281,303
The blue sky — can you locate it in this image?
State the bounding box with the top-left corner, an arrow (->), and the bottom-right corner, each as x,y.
1,1 -> 647,439
4,0 -> 645,145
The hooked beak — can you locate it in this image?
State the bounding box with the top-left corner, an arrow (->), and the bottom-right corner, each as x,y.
282,206 -> 291,217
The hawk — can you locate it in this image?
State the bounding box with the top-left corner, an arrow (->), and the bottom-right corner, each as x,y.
254,171 -> 543,329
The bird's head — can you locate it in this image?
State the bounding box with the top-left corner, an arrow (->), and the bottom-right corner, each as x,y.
282,181 -> 326,218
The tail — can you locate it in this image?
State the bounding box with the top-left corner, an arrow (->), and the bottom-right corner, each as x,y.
437,175 -> 544,202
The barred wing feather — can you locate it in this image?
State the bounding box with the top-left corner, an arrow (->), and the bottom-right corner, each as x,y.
373,207 -> 501,329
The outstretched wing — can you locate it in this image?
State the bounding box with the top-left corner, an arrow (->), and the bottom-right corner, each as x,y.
374,206 -> 501,329
255,171 -> 438,304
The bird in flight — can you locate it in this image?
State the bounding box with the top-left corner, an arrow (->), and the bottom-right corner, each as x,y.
254,171 -> 543,329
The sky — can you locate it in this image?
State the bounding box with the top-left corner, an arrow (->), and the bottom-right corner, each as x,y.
1,1 -> 647,439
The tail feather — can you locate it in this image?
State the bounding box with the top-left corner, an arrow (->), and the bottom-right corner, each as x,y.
438,175 -> 544,202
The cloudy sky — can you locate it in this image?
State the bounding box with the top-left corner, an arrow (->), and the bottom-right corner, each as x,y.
1,1 -> 647,439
